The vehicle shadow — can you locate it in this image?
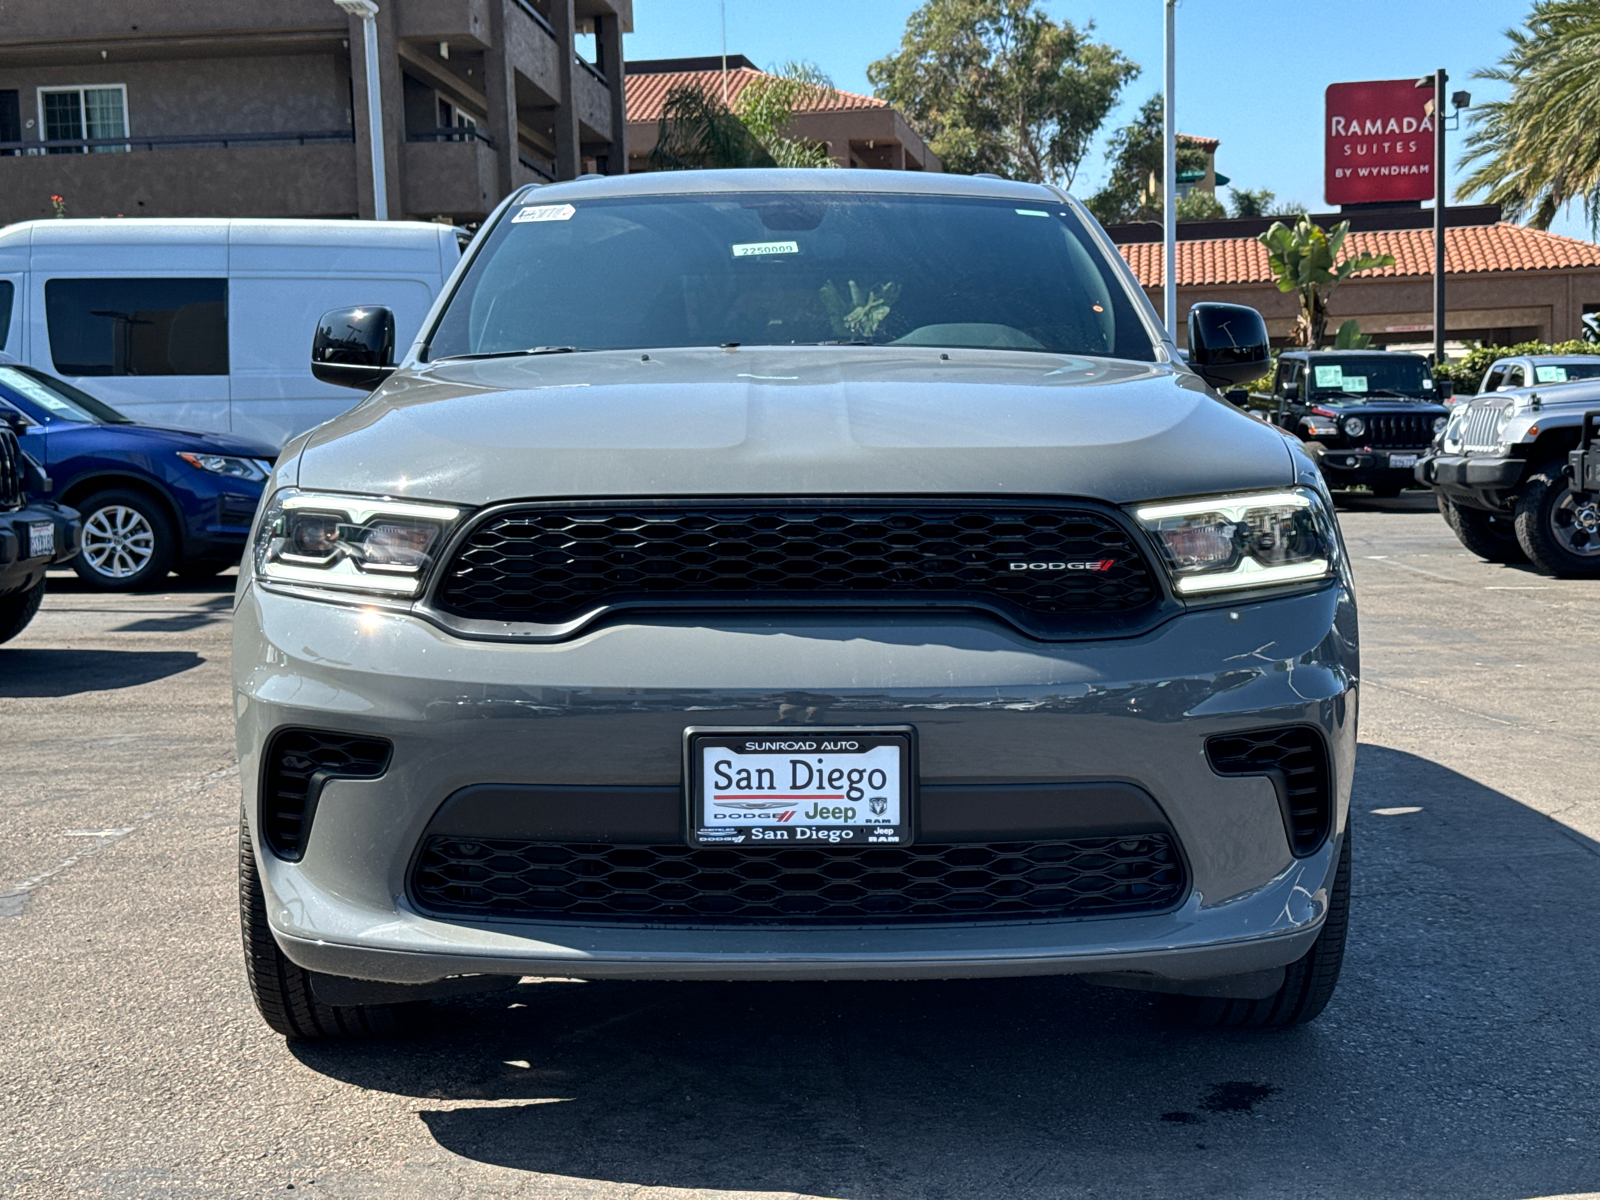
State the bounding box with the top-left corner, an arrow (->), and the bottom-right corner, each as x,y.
288,746 -> 1600,1199
1330,490 -> 1439,514
0,648 -> 204,697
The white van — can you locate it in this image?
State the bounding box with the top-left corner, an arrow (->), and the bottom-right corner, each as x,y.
0,218 -> 461,447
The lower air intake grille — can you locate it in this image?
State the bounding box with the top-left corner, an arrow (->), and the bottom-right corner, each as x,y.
410,835 -> 1188,924
431,501 -> 1160,636
260,729 -> 392,861
1206,726 -> 1332,856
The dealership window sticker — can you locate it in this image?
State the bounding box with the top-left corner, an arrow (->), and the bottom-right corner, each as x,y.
1535,366 -> 1569,383
1314,365 -> 1344,387
512,203 -> 576,223
732,240 -> 800,257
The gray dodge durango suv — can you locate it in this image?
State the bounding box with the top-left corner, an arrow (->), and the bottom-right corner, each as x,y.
236,171 -> 1357,1038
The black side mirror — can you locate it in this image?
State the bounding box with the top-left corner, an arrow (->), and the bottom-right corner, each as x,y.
1186,303 -> 1272,390
312,306 -> 397,390
1436,378 -> 1455,400
0,399 -> 34,435
20,449 -> 51,495
1281,380 -> 1300,402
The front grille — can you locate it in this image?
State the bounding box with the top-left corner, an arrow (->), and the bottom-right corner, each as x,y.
433,501 -> 1159,634
410,835 -> 1188,924
1361,412 -> 1436,448
1206,727 -> 1332,856
0,429 -> 23,511
260,729 -> 392,860
1460,406 -> 1505,452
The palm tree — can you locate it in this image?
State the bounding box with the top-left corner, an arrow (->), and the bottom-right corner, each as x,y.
1455,0 -> 1600,231
650,62 -> 839,171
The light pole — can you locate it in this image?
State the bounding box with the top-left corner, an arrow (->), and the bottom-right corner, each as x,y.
1162,0 -> 1178,340
336,0 -> 388,220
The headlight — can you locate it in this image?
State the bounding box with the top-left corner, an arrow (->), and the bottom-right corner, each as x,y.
177,452 -> 270,482
1433,416 -> 1448,434
252,489 -> 461,598
1132,488 -> 1337,596
1342,416 -> 1366,439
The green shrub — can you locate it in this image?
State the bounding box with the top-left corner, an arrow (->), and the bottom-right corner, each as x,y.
1436,340 -> 1600,395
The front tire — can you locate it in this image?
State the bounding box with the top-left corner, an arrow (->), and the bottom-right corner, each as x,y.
1439,494 -> 1526,564
1513,468 -> 1600,578
0,579 -> 45,645
239,812 -> 427,1039
72,488 -> 177,591
1162,828 -> 1351,1029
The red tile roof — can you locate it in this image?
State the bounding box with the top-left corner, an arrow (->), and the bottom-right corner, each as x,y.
1119,223 -> 1600,288
1179,134 -> 1219,152
626,67 -> 889,124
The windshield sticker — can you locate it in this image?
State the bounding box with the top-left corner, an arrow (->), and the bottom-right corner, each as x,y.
732,240 -> 800,257
1422,377 -> 1434,388
1341,375 -> 1369,393
1535,366 -> 1569,383
1313,365 -> 1344,387
512,203 -> 576,223
1015,209 -> 1050,218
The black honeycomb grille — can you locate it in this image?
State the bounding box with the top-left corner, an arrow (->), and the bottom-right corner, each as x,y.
260,729 -> 392,861
432,501 -> 1159,631
1362,413 -> 1436,448
1206,726 -> 1332,856
410,835 -> 1188,924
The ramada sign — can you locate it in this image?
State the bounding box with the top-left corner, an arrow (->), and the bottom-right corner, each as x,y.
1325,79 -> 1435,206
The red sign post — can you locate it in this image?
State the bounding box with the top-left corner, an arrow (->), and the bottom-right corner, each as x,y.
1325,79 -> 1435,206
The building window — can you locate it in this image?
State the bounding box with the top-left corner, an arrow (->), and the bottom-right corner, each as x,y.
0,91 -> 20,157
45,278 -> 227,376
437,97 -> 479,140
38,85 -> 127,154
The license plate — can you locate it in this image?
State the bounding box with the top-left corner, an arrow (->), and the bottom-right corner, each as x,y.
28,522 -> 53,559
1389,454 -> 1419,469
686,727 -> 913,848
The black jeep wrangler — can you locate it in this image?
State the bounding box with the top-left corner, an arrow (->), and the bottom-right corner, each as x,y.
1264,350 -> 1450,496
0,401 -> 81,645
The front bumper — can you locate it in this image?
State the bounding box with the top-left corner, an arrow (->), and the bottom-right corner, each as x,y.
1311,446 -> 1430,486
0,502 -> 80,592
234,581 -> 1359,985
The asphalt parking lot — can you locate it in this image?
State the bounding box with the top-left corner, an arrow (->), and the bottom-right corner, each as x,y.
2,496 -> 1598,1200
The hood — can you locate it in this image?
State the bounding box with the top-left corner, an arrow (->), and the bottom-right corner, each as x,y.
296,347 -> 1295,507
71,423 -> 279,458
1309,398 -> 1450,415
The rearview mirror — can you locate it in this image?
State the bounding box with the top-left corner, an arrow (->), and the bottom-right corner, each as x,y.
312,306 -> 396,390
1186,303 -> 1271,390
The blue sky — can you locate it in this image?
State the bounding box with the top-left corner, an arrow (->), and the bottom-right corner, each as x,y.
618,0 -> 1594,242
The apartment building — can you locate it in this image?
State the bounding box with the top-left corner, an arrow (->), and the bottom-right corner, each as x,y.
0,0 -> 631,226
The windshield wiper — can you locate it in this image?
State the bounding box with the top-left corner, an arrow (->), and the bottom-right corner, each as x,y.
804,339 -> 875,347
433,346 -> 585,362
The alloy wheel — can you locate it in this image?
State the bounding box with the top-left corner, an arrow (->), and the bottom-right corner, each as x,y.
1550,487 -> 1600,559
83,504 -> 157,579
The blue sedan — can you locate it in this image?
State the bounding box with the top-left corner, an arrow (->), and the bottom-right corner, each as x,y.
0,362 -> 275,590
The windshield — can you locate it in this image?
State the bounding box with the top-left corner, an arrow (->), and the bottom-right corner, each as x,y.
426,192 -> 1156,361
1531,361 -> 1600,385
0,365 -> 132,423
1305,355 -> 1432,401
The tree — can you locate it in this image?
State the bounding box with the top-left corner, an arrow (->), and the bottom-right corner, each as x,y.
1175,190 -> 1225,220
1083,95 -> 1207,223
1456,0 -> 1600,231
1259,217 -> 1395,348
868,0 -> 1138,187
1228,187 -> 1276,218
651,61 -> 838,171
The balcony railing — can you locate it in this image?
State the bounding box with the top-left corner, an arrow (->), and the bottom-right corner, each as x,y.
519,153 -> 555,182
0,130 -> 354,156
407,126 -> 495,147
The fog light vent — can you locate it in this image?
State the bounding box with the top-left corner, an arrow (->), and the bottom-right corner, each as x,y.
260,729 -> 391,861
1205,726 -> 1332,856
